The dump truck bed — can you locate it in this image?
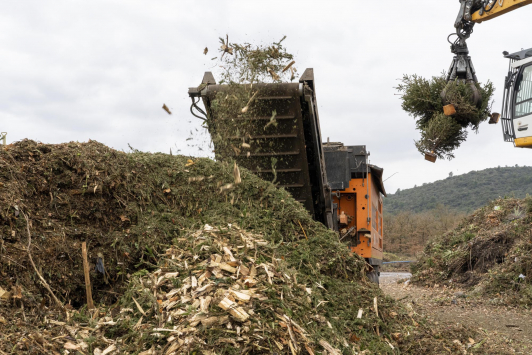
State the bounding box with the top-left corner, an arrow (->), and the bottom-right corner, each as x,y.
189,69 -> 333,228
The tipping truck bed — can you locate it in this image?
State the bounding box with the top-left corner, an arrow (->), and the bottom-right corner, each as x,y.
188,69 -> 333,228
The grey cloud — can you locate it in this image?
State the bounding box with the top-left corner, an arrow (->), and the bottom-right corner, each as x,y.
0,0 -> 530,194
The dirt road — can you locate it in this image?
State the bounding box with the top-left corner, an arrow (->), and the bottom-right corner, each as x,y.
381,273 -> 532,354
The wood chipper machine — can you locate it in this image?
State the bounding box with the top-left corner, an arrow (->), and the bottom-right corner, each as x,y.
188,69 -> 385,283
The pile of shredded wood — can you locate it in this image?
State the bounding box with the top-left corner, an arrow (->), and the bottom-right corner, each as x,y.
96,224 -> 348,354
0,140 -> 493,354
412,197 -> 532,305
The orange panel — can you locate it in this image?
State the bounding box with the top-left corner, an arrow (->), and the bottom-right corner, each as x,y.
332,173 -> 383,262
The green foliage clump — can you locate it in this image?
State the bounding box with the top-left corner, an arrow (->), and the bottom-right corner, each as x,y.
414,113 -> 468,160
216,35 -> 296,85
396,74 -> 494,160
200,36 -> 297,164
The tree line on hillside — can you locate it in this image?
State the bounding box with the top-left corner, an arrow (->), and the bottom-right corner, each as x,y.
385,166 -> 532,214
384,205 -> 466,256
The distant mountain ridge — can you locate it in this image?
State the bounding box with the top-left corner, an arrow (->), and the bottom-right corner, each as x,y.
385,166 -> 532,214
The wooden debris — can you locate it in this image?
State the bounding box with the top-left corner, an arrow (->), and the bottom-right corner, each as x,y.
319,340 -> 341,355
0,222 -> 392,354
133,297 -> 147,316
219,183 -> 234,193
233,162 -> 241,184
218,297 -> 249,322
241,91 -> 259,114
220,263 -> 237,273
443,104 -> 456,116
64,342 -> 81,350
82,242 -> 95,310
162,104 -> 172,115
101,344 -> 117,355
357,308 -> 363,319
0,287 -> 10,302
229,290 -> 251,302
267,67 -> 280,81
282,60 -> 296,73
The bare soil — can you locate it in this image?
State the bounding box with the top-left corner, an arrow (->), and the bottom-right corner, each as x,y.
382,272 -> 532,354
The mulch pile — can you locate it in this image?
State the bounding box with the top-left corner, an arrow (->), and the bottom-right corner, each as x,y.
412,197 -> 532,305
0,140 -> 494,354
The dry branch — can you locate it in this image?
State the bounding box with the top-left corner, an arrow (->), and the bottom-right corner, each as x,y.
22,211 -> 65,311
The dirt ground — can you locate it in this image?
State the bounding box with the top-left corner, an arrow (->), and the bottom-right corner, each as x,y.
381,272 -> 532,354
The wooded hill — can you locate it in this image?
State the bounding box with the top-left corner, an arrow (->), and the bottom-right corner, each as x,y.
385,166 -> 532,214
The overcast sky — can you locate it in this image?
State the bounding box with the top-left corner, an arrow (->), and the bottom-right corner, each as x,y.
1,1 -> 531,194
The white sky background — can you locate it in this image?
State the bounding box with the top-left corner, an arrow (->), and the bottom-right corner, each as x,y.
1,1 -> 531,194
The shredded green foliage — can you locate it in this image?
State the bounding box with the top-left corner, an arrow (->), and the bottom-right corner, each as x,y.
203,36 -> 298,177
412,197 -> 532,305
216,35 -> 295,85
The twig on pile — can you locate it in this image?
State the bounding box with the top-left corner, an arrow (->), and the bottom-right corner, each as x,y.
297,220 -> 308,240
82,242 -> 95,310
21,211 -> 65,312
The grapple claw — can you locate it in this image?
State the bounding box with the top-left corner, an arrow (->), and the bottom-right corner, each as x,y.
442,35 -> 482,108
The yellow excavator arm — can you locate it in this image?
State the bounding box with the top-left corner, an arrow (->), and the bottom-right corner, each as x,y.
472,0 -> 532,22
445,1 -> 532,149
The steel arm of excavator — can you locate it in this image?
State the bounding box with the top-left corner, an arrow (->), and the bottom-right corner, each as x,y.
445,0 -> 532,107
471,0 -> 532,23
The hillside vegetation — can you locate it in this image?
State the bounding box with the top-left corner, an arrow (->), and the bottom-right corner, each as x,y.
385,166 -> 532,214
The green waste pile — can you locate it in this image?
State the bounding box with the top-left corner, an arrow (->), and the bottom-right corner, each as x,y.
411,197 -> 532,305
0,140 -> 493,354
396,75 -> 494,161
0,140 -> 395,354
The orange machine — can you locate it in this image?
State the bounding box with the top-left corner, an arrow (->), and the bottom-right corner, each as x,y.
323,143 -> 386,282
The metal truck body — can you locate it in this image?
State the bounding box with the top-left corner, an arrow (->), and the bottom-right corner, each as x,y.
188,69 -> 385,280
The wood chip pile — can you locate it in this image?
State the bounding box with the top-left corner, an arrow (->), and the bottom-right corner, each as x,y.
0,140 -> 492,354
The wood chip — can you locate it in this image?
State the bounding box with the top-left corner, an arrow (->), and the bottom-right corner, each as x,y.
201,315 -> 229,327
319,340 -> 341,355
0,287 -> 10,301
267,67 -> 280,81
304,344 -> 316,355
133,316 -> 143,330
200,296 -> 212,312
230,290 -> 251,302
218,297 -> 249,322
165,341 -> 181,355
223,246 -> 236,261
233,163 -> 241,184
282,60 -> 295,73
101,344 -> 117,355
132,297 -> 147,316
64,342 -> 80,350
357,309 -> 363,319
162,104 -> 172,115
220,263 -> 237,273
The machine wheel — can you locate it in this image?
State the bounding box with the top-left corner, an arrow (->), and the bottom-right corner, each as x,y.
367,266 -> 380,285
